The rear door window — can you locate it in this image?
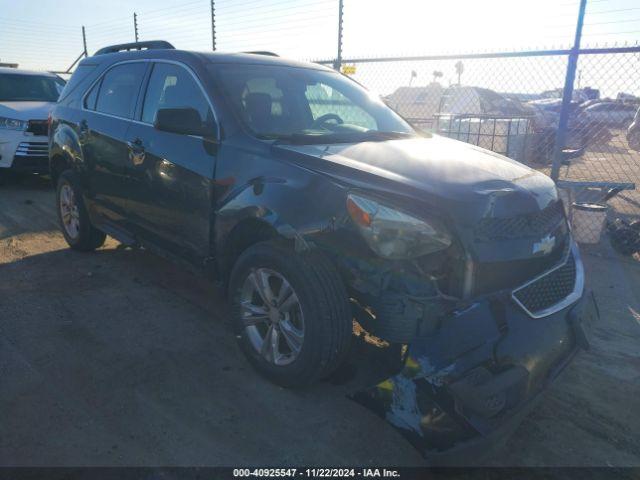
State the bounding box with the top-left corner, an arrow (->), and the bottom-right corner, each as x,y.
141,62 -> 211,125
95,62 -> 147,119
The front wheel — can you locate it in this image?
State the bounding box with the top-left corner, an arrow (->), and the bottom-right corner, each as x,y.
56,170 -> 106,251
229,241 -> 352,387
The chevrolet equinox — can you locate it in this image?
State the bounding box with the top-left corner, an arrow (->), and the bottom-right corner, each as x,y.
49,41 -> 594,459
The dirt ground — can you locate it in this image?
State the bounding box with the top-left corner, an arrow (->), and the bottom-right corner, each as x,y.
1,175 -> 639,467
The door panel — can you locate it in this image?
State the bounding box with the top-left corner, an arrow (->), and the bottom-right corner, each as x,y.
124,62 -> 216,259
83,113 -> 132,223
123,126 -> 215,258
81,62 -> 148,225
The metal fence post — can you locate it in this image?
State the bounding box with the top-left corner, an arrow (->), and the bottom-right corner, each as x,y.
82,26 -> 88,57
550,0 -> 587,181
134,12 -> 139,43
333,0 -> 344,71
211,0 -> 216,51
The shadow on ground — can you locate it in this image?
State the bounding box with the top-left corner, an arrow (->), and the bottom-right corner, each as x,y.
0,175 -> 57,240
0,244 -> 426,466
1,180 -> 639,466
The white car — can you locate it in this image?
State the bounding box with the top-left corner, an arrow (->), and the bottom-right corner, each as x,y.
0,67 -> 65,176
578,101 -> 637,128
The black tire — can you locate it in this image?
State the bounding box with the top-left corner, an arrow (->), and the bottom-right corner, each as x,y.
56,170 -> 106,251
229,240 -> 352,387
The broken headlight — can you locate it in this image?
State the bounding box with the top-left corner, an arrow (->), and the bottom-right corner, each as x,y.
346,193 -> 451,259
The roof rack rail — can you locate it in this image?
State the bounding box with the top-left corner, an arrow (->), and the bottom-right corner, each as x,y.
243,51 -> 279,57
95,41 -> 175,56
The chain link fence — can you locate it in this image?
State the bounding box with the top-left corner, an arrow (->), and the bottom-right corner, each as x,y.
1,0 -> 639,255
558,48 -> 640,255
314,47 -> 640,255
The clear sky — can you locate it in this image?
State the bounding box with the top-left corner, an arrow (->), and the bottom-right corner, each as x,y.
1,0 -> 639,96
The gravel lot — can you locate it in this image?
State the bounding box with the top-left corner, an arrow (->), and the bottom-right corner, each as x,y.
1,175 -> 639,467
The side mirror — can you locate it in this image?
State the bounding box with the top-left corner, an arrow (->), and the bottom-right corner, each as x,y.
154,107 -> 217,139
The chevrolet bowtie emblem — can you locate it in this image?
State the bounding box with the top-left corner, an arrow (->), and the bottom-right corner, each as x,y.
533,234 -> 556,255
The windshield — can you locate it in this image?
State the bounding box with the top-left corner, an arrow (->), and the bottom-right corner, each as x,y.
0,74 -> 64,102
210,64 -> 415,144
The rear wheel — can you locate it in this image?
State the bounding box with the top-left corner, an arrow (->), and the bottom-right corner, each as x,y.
56,170 -> 106,251
229,241 -> 352,387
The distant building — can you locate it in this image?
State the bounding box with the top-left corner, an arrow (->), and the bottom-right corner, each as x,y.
0,62 -> 18,68
384,83 -> 444,129
500,92 -> 542,102
541,87 -> 599,102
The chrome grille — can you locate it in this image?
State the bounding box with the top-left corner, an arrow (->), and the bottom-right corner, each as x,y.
511,243 -> 583,318
15,142 -> 48,158
473,234 -> 569,295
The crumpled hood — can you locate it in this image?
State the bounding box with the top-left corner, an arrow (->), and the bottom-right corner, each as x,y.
0,101 -> 54,120
274,135 -> 558,222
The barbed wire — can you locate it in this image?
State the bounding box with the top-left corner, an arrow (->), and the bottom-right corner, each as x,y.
1,0 -> 640,72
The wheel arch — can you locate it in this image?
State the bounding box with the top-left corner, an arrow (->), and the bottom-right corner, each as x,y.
49,122 -> 83,186
217,217 -> 287,288
212,169 -> 349,289
49,152 -> 72,187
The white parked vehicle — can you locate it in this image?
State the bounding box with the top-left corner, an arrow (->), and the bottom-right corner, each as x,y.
577,101 -> 637,128
0,67 -> 64,176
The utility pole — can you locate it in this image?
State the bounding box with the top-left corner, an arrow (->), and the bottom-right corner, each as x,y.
211,0 -> 216,51
134,12 -> 139,43
577,69 -> 582,89
455,61 -> 464,86
551,0 -> 587,181
333,0 -> 344,71
82,26 -> 88,57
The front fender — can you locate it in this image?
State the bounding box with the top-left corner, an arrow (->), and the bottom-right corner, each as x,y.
215,170 -> 349,253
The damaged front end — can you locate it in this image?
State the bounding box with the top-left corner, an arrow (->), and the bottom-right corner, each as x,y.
333,218 -> 596,463
352,288 -> 595,463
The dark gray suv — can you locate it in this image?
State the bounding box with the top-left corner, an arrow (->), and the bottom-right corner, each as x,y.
49,41 -> 594,459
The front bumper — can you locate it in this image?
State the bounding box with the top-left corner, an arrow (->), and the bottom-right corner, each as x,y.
348,243 -> 595,463
0,129 -> 49,174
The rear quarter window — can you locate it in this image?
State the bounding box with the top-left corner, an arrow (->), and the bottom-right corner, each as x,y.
59,64 -> 96,101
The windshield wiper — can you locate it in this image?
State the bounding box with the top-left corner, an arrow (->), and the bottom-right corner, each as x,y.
270,133 -> 354,145
358,130 -> 418,141
269,130 -> 417,146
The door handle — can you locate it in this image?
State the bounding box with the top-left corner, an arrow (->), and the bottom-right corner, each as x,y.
127,138 -> 146,166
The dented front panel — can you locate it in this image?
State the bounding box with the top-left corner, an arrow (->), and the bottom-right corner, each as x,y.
349,280 -> 593,461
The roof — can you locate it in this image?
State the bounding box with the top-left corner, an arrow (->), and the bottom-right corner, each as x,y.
82,47 -> 330,71
0,67 -> 59,77
387,84 -> 444,103
195,51 -> 330,70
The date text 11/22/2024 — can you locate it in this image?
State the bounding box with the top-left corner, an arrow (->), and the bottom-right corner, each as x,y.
232,468 -> 401,478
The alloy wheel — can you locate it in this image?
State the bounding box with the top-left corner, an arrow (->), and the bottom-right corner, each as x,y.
59,183 -> 80,240
239,267 -> 305,366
